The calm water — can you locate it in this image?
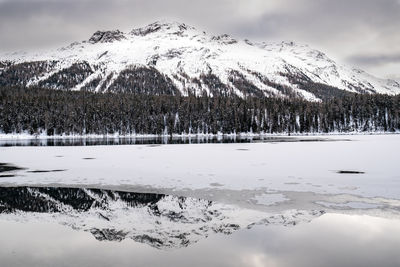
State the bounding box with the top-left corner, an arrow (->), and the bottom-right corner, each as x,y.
0,136 -> 346,147
0,186 -> 399,267
0,214 -> 399,267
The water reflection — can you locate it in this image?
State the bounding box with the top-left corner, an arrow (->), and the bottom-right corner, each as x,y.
0,213 -> 399,267
0,163 -> 24,173
0,163 -> 24,178
0,187 -> 323,249
0,136 -> 344,147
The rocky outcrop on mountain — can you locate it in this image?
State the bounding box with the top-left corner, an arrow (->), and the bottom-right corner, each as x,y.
89,30 -> 126,44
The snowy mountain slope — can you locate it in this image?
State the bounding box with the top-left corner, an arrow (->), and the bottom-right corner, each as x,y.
0,21 -> 399,100
0,187 -> 324,250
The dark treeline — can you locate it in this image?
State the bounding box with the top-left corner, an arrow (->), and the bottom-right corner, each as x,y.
1,86 -> 399,135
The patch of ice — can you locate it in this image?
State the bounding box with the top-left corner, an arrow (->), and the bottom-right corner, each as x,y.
252,193 -> 289,206
316,201 -> 382,210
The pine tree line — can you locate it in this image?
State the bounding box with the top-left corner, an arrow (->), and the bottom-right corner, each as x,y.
1,86 -> 399,136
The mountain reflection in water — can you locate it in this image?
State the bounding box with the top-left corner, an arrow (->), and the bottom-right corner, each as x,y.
0,212 -> 399,267
0,186 -> 323,249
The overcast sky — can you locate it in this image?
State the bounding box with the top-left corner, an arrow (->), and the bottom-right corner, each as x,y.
0,0 -> 399,79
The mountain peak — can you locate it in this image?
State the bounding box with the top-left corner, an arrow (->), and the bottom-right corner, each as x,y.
130,21 -> 196,36
211,34 -> 238,45
88,30 -> 126,44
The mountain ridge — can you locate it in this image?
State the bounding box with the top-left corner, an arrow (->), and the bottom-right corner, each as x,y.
1,21 -> 399,100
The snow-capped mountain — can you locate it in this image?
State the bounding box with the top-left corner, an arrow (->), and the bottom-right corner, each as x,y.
0,186 -> 324,250
0,21 -> 399,100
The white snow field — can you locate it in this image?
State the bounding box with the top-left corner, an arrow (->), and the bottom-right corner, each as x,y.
1,135 -> 399,213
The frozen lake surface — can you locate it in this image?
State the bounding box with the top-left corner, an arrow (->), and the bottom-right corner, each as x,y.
0,135 -> 399,266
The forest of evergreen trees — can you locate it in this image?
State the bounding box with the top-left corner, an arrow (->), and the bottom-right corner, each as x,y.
0,86 -> 399,136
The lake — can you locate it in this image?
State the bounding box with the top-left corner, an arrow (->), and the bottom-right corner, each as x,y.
0,135 -> 399,267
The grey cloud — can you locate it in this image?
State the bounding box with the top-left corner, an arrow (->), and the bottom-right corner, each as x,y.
348,54 -> 400,66
229,0 -> 400,42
